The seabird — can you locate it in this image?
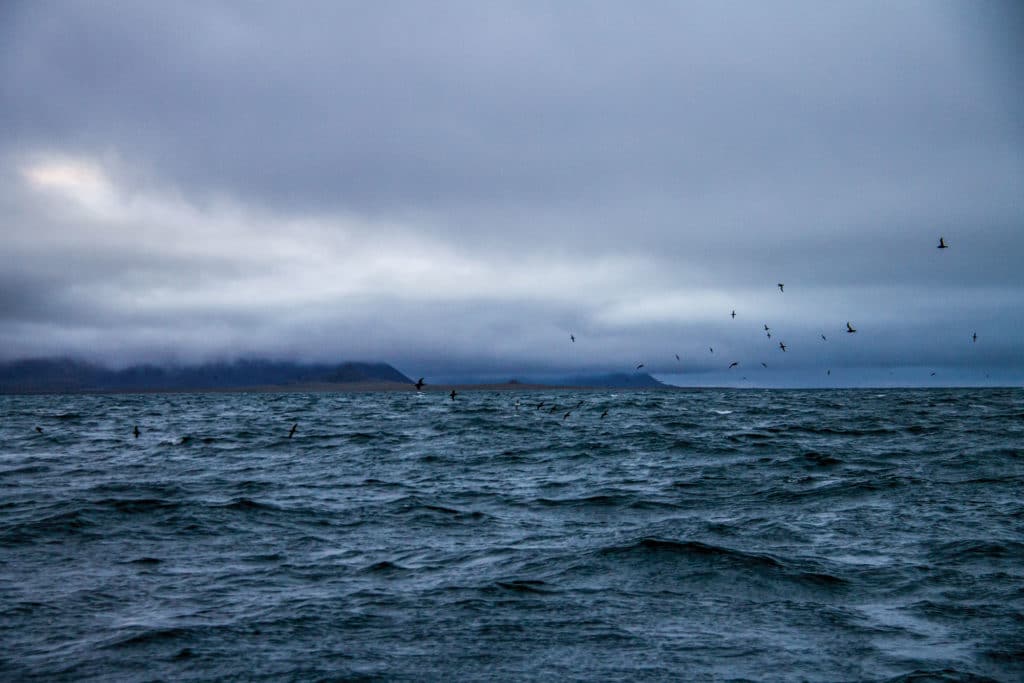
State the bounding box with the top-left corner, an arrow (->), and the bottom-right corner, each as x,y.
133,425 -> 140,438
449,389 -> 457,400
937,237 -> 949,249
779,341 -> 787,352
972,332 -> 977,343
709,347 -> 714,354
35,426 -> 42,434
729,362 -> 739,369
827,369 -> 831,376
846,322 -> 857,334
536,401 -> 546,410
675,354 -> 680,361
600,409 -> 609,419
778,283 -> 784,293
764,324 -> 770,331
636,363 -> 645,370
549,405 -> 559,414
415,377 -> 425,390
288,423 -> 297,438
761,362 -> 767,368
766,331 -> 771,339
930,371 -> 936,376
570,334 -> 575,343
821,334 -> 827,342
563,411 -> 572,420
731,310 -> 736,319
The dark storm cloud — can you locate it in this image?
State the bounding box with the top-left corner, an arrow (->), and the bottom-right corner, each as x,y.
0,1 -> 1021,382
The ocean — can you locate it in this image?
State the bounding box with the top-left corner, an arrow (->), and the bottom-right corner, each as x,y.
1,388 -> 1022,681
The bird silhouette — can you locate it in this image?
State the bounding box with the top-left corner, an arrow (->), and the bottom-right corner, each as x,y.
779,342 -> 787,352
709,347 -> 714,354
133,425 -> 140,438
764,324 -> 770,331
972,332 -> 977,343
729,362 -> 739,369
766,331 -> 772,339
570,334 -> 575,343
536,401 -> 546,410
600,409 -> 609,419
35,426 -> 42,434
675,354 -> 680,361
930,371 -> 937,376
821,334 -> 827,342
288,423 -> 297,438
827,369 -> 831,376
449,389 -> 457,400
731,310 -> 736,319
415,377 -> 425,390
846,322 -> 857,334
636,363 -> 645,370
778,283 -> 784,293
937,237 -> 949,249
761,362 -> 768,368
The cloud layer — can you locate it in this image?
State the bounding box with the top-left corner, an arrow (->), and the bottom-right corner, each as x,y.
1,2 -> 1021,383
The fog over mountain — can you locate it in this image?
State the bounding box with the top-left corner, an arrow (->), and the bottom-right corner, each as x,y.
1,2 -> 1021,385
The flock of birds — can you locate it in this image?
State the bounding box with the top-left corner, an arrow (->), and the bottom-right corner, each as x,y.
572,236 -> 974,383
28,238 -> 982,438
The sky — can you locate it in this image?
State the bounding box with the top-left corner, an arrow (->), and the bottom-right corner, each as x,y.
1,1 -> 1021,386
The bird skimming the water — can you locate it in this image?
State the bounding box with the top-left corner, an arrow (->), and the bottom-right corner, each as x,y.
449,389 -> 457,401
846,322 -> 857,334
937,237 -> 948,249
415,377 -> 425,390
133,425 -> 140,438
288,423 -> 297,438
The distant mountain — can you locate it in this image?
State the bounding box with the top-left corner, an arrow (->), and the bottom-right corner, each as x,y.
546,372 -> 669,389
0,358 -> 413,394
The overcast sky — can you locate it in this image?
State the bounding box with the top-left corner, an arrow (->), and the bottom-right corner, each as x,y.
1,1 -> 1021,385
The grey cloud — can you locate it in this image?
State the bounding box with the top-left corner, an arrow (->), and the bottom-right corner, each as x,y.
0,1 -> 1021,383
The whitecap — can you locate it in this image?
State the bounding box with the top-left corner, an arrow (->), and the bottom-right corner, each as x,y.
713,409 -> 733,415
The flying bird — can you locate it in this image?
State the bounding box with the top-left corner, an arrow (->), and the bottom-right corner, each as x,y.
709,347 -> 714,354
766,331 -> 772,339
821,334 -> 827,342
764,324 -> 770,331
570,334 -> 575,343
930,371 -> 937,376
600,409 -> 609,419
415,377 -> 425,390
846,322 -> 857,334
636,363 -> 645,370
827,369 -> 831,376
449,389 -> 457,400
779,342 -> 787,352
761,362 -> 768,368
675,354 -> 680,361
729,362 -> 739,369
778,283 -> 784,293
133,425 -> 140,438
536,401 -> 546,410
731,310 -> 736,319
972,332 -> 977,343
35,426 -> 42,434
288,423 -> 297,438
937,237 -> 949,249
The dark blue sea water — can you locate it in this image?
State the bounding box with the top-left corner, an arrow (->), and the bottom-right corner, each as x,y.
2,388 -> 1022,681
